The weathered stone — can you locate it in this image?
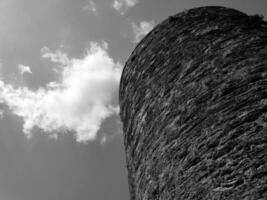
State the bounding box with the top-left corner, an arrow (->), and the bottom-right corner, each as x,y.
119,6 -> 267,200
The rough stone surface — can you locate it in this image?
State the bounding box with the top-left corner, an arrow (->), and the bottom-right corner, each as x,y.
119,6 -> 267,200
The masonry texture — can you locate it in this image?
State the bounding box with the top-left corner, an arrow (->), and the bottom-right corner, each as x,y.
119,6 -> 267,200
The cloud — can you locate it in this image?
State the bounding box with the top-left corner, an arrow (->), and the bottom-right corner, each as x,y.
113,0 -> 139,15
82,0 -> 98,15
0,109 -> 3,118
41,46 -> 70,66
0,42 -> 122,142
18,64 -> 32,76
132,20 -> 155,43
100,117 -> 123,145
0,63 -> 2,79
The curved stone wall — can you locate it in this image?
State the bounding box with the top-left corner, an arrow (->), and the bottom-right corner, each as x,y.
119,6 -> 267,200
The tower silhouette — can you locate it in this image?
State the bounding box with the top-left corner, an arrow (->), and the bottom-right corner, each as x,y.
120,7 -> 267,200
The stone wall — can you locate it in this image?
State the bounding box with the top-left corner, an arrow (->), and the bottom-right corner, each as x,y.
119,6 -> 267,200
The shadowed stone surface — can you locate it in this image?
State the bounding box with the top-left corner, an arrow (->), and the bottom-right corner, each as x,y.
119,6 -> 267,200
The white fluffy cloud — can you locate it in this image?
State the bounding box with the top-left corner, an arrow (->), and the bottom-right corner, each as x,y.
113,0 -> 139,15
132,20 -> 155,43
0,42 -> 122,142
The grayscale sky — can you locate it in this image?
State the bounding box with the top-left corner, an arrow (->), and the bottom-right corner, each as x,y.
0,0 -> 266,199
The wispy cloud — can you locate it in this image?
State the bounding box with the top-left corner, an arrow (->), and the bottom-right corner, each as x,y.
112,0 -> 139,15
0,42 -> 122,143
41,46 -> 70,66
100,118 -> 123,145
18,64 -> 32,76
132,20 -> 155,43
0,109 -> 3,118
0,63 -> 2,79
82,0 -> 98,15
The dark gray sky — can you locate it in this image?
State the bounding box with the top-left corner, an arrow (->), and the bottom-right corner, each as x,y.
0,0 -> 266,199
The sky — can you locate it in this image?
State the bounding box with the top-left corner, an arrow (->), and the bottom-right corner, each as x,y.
0,0 -> 266,199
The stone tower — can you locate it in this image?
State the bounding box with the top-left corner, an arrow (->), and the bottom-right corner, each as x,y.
119,6 -> 267,200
